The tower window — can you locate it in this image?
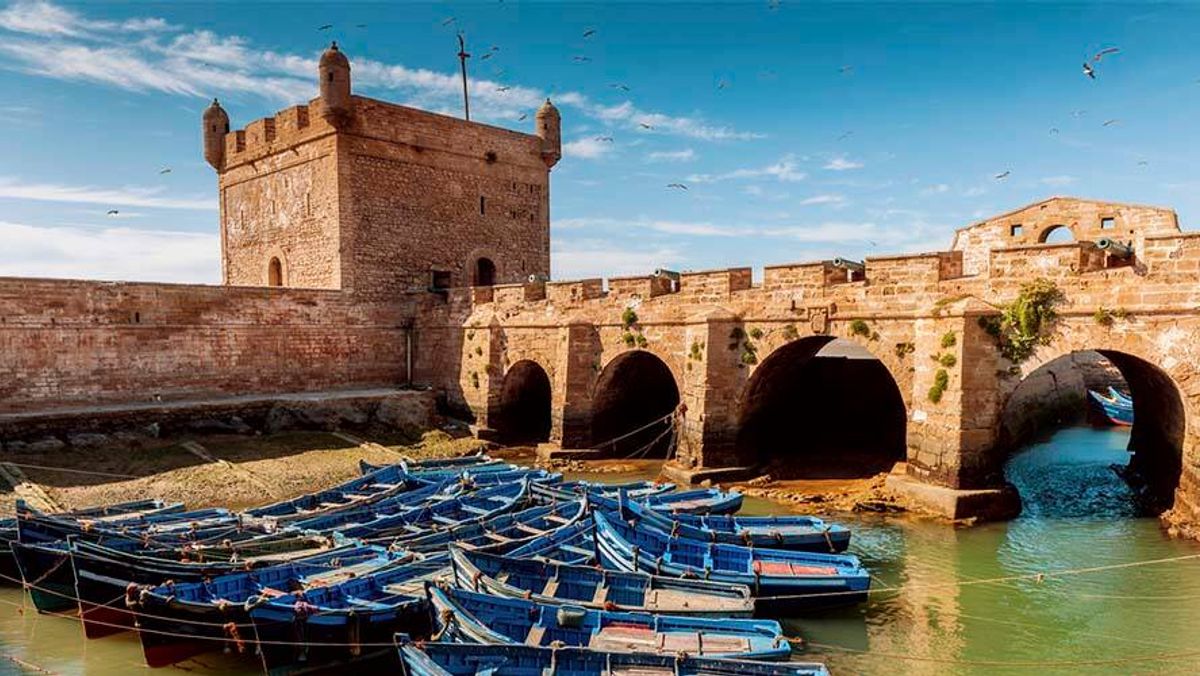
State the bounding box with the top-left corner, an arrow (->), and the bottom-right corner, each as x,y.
1010,224 -> 1023,237
480,196 -> 487,215
1101,217 -> 1115,230
431,270 -> 452,290
268,257 -> 284,286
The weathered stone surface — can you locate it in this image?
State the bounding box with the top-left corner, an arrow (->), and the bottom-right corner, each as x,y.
375,391 -> 436,435
66,433 -> 110,449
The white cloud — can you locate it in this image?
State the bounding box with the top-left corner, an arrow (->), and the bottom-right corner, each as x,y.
920,183 -> 950,195
562,137 -> 613,160
688,155 -> 806,184
646,149 -> 696,162
551,240 -> 681,280
824,156 -> 864,171
648,220 -> 750,237
0,0 -> 174,38
1040,175 -> 1077,186
800,194 -> 847,206
0,2 -> 759,142
0,220 -> 218,283
0,177 -> 216,210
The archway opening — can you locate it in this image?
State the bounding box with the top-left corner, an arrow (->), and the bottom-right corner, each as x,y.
1039,225 -> 1075,244
997,350 -> 1184,516
474,257 -> 496,286
268,257 -> 284,286
495,360 -> 552,445
591,351 -> 680,458
736,337 -> 906,479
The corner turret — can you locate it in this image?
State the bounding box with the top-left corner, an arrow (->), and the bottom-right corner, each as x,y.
202,98 -> 230,171
319,41 -> 352,126
535,99 -> 561,169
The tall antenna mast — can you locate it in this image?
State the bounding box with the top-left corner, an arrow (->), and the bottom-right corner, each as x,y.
457,33 -> 471,121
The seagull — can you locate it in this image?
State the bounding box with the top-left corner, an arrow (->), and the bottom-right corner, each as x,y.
594,136 -> 614,142
1083,62 -> 1095,79
994,170 -> 1011,180
1049,127 -> 1060,135
639,122 -> 654,130
355,24 -> 368,28
1102,118 -> 1121,127
837,131 -> 853,141
1137,160 -> 1149,166
495,86 -> 511,92
1092,47 -> 1120,62
517,113 -> 528,121
768,0 -> 782,10
666,183 -> 689,190
572,55 -> 592,63
1070,109 -> 1087,118
583,28 -> 596,38
481,53 -> 493,60
838,65 -> 854,75
318,24 -> 332,31
441,17 -> 456,26
717,79 -> 729,90
106,209 -> 119,216
609,83 -> 631,92
159,167 -> 172,174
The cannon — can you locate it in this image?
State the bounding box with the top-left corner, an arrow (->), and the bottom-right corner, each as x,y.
653,268 -> 681,282
527,273 -> 550,283
1097,239 -> 1134,259
832,257 -> 865,272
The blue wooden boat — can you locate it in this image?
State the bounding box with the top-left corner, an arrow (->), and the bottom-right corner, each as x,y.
1,497 -> 182,587
530,479 -> 675,503
244,464 -> 434,523
283,480 -> 457,534
358,460 -> 557,489
1108,386 -> 1133,405
384,500 -> 585,554
593,511 -> 870,612
16,502 -> 245,548
356,452 -> 494,475
449,545 -> 755,617
1089,389 -> 1134,426
616,494 -> 851,552
248,557 -> 446,675
397,642 -> 831,676
504,517 -> 598,565
536,484 -> 742,515
427,584 -> 791,660
294,480 -> 530,540
132,544 -> 409,667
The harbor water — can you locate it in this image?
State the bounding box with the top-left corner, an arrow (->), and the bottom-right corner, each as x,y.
1,426 -> 1198,674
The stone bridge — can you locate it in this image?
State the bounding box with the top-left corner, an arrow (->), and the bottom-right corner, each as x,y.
416,197 -> 1200,525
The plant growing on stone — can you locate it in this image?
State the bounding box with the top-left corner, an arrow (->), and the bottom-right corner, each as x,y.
939,353 -> 957,368
940,331 -> 957,349
636,333 -> 649,348
622,332 -> 637,347
849,319 -> 871,338
978,278 -> 1065,363
894,342 -> 915,359
928,368 -> 950,403
621,307 -> 638,329
748,327 -> 764,340
740,341 -> 758,366
782,324 -> 799,341
689,340 -> 703,361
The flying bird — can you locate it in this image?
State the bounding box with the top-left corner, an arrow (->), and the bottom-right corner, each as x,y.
1083,62 -> 1095,79
318,24 -> 332,30
666,183 -> 689,190
495,86 -> 511,92
1070,109 -> 1087,118
838,65 -> 854,75
717,79 -> 729,90
441,17 -> 456,26
609,83 -> 631,92
1137,160 -> 1149,166
594,136 -> 614,142
355,24 -> 368,28
1102,118 -> 1121,127
583,28 -> 596,38
1049,127 -> 1060,135
994,170 -> 1011,180
159,167 -> 172,174
106,209 -> 119,216
1092,47 -> 1120,62
517,113 -> 528,121
572,55 -> 592,63
480,52 -> 493,60
837,131 -> 854,141
639,122 -> 654,130
768,0 -> 782,10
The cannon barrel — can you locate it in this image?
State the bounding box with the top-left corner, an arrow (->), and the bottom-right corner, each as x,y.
832,257 -> 865,271
653,268 -> 681,282
1097,239 -> 1134,259
527,273 -> 550,283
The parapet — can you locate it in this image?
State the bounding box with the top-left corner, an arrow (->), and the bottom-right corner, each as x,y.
221,101 -> 332,171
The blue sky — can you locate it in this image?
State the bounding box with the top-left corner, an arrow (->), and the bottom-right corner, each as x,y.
0,1 -> 1196,283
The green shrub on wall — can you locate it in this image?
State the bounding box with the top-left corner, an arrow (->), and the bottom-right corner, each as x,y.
928,368 -> 949,403
978,278 -> 1065,363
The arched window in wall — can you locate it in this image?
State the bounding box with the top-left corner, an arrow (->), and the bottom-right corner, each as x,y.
1040,225 -> 1075,244
474,257 -> 497,286
268,257 -> 284,287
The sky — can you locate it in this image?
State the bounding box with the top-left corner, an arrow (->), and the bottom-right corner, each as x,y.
0,0 -> 1196,283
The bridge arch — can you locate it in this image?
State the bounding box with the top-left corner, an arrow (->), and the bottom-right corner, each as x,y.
495,359 -> 553,445
995,342 -> 1191,513
591,350 -> 680,457
735,336 -> 907,478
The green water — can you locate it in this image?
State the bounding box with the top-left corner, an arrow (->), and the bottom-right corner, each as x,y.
2,426 -> 1198,674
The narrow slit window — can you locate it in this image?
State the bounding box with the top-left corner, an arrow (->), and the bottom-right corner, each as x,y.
480,196 -> 486,215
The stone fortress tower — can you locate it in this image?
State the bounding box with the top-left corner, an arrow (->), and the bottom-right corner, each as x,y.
203,42 -> 560,300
